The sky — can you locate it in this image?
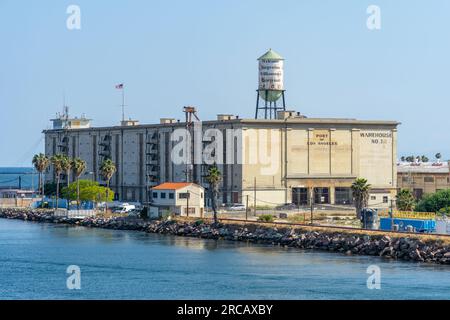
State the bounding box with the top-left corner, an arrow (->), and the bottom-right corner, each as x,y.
1,0 -> 450,166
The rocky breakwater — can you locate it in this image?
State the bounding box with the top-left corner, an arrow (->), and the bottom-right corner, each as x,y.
1,208 -> 449,265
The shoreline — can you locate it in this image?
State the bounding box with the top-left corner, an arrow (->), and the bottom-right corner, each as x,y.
1,208 -> 449,265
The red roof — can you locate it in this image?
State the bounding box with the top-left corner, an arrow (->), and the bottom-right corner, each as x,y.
152,182 -> 193,190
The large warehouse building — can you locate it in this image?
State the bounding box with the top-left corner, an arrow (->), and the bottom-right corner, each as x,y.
43,110 -> 399,208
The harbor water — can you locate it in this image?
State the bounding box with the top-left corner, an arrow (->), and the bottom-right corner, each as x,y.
0,218 -> 449,299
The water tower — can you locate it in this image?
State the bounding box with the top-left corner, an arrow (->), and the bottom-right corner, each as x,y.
255,49 -> 286,119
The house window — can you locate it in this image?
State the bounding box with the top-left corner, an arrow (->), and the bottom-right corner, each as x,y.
424,176 -> 434,183
370,196 -> 376,200
184,207 -> 195,215
160,192 -> 166,199
169,193 -> 174,199
152,192 -> 158,199
201,192 -> 203,199
383,196 -> 389,203
179,192 -> 189,199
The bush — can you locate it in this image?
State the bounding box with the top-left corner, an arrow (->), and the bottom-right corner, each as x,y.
415,189 -> 450,212
438,207 -> 450,216
258,214 -> 275,222
194,219 -> 204,226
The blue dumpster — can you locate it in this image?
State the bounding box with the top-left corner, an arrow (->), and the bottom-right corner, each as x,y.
379,217 -> 436,233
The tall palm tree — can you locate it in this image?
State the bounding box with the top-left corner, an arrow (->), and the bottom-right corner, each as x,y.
99,159 -> 116,212
51,154 -> 65,209
72,158 -> 87,209
205,165 -> 221,224
436,153 -> 442,161
60,155 -> 72,188
32,153 -> 50,201
351,178 -> 371,219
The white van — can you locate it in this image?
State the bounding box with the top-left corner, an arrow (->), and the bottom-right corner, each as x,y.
113,203 -> 136,214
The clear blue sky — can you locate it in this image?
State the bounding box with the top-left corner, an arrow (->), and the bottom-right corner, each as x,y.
1,0 -> 449,166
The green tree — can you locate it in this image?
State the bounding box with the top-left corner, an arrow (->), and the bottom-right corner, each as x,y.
421,155 -> 429,162
43,182 -> 57,196
50,154 -> 65,208
60,155 -> 72,188
351,178 -> 371,219
99,159 -> 116,211
405,156 -> 415,162
72,158 -> 87,208
415,189 -> 450,213
62,180 -> 114,203
396,189 -> 416,211
32,153 -> 50,204
400,156 -> 405,162
436,153 -> 442,160
205,165 -> 221,224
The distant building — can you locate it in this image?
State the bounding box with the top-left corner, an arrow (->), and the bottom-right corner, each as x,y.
149,182 -> 204,217
0,188 -> 37,208
397,161 -> 450,199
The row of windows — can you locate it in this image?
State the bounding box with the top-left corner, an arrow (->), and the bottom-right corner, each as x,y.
401,176 -> 450,183
152,192 -> 175,199
152,192 -> 194,200
370,195 -> 389,203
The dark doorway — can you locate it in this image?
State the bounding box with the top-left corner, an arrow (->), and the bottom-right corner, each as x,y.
314,187 -> 329,204
292,188 -> 308,205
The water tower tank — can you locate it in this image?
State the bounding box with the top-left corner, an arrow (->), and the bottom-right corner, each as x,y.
258,49 -> 284,102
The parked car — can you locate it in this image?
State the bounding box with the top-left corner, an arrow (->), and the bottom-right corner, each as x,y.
227,204 -> 246,211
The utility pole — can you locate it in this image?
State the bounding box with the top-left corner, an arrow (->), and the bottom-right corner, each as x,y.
246,195 -> 249,221
253,177 -> 256,216
310,188 -> 314,224
390,199 -> 395,230
186,190 -> 190,217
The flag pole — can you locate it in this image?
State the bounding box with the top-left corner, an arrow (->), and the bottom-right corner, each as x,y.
121,85 -> 125,122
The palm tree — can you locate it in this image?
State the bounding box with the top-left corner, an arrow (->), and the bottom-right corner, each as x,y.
351,178 -> 371,219
32,153 -> 50,202
72,158 -> 87,209
396,189 -> 415,211
99,159 -> 116,212
50,154 -> 65,208
205,165 -> 221,224
60,155 -> 72,188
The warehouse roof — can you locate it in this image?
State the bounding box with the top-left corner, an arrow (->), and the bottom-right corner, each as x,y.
397,162 -> 450,174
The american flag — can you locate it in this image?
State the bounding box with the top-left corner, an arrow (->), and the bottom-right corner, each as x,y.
115,83 -> 124,89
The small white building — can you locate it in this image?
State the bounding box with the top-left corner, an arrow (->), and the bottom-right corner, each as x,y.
149,182 -> 205,218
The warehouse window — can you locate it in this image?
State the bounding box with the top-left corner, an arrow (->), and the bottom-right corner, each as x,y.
335,188 -> 353,205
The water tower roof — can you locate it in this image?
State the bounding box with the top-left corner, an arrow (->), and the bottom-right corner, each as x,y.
258,48 -> 284,60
